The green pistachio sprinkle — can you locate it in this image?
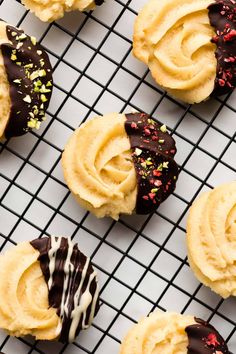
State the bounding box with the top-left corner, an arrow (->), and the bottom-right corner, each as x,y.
28,119 -> 37,129
148,118 -> 155,125
17,33 -> 27,40
11,31 -> 17,37
39,69 -> 46,77
11,54 -> 17,61
151,188 -> 158,193
39,85 -> 51,93
30,71 -> 40,81
141,162 -> 147,168
160,124 -> 167,133
159,139 -> 164,144
146,160 -> 153,165
16,42 -> 23,49
23,95 -> 32,103
163,162 -> 169,169
13,79 -> 21,84
135,148 -> 142,156
40,94 -> 48,103
24,63 -> 33,69
31,36 -> 37,45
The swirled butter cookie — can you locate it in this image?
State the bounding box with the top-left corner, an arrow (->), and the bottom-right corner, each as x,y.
62,112 -> 179,220
0,236 -> 100,343
187,181 -> 236,298
120,312 -> 229,354
0,21 -> 53,140
21,0 -> 104,22
133,0 -> 236,104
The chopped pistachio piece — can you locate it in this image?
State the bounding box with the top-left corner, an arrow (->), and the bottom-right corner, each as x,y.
23,95 -> 32,103
160,124 -> 167,133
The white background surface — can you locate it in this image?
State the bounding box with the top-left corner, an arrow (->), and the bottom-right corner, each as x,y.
0,0 -> 236,353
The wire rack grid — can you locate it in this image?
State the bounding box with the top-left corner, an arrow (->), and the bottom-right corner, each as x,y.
0,0 -> 235,353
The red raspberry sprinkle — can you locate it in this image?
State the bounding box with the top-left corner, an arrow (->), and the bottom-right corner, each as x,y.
218,78 -> 225,86
153,170 -> 162,177
205,333 -> 220,347
154,180 -> 162,187
131,122 -> 138,129
148,192 -> 156,200
223,29 -> 236,41
144,128 -> 151,136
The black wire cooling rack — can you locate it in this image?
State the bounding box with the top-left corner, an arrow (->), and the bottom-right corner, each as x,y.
0,0 -> 236,353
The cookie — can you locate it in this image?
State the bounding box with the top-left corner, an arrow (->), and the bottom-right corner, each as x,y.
187,181 -> 236,298
120,312 -> 229,354
0,236 -> 100,343
0,21 -> 53,140
62,112 -> 179,220
133,0 -> 236,104
21,0 -> 104,22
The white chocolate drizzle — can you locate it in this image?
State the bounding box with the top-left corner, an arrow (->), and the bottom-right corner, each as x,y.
46,236 -> 99,342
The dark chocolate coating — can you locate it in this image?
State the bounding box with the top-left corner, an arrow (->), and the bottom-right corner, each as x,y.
30,236 -> 100,343
1,25 -> 53,138
208,0 -> 236,97
94,0 -> 104,5
186,318 -> 229,354
124,112 -> 179,214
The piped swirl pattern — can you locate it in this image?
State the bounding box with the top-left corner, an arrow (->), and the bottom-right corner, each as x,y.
62,113 -> 137,220
133,0 -> 217,103
187,181 -> 236,298
0,242 -> 60,340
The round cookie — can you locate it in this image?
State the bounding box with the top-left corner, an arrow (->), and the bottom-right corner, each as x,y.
62,112 -> 179,220
0,236 -> 100,343
21,0 -> 104,22
133,0 -> 236,104
187,181 -> 236,298
0,21 -> 53,140
120,311 -> 229,354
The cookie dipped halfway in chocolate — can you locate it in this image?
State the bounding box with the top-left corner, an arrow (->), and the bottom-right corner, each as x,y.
133,0 -> 236,104
208,0 -> 236,97
186,318 -> 229,354
125,112 -> 178,214
119,312 -> 229,354
0,21 -> 52,140
62,112 -> 178,219
0,236 -> 99,343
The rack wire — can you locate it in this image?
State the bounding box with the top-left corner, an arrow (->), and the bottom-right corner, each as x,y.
0,0 -> 235,353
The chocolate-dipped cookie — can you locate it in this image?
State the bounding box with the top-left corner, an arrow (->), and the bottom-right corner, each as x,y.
0,236 -> 100,343
133,0 -> 236,104
120,312 -> 229,354
21,0 -> 105,22
62,112 -> 179,220
0,21 -> 53,140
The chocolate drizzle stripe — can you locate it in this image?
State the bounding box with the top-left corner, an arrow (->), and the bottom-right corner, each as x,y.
208,0 -> 236,96
30,236 -> 100,343
124,112 -> 179,214
1,24 -> 52,138
186,317 -> 229,354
